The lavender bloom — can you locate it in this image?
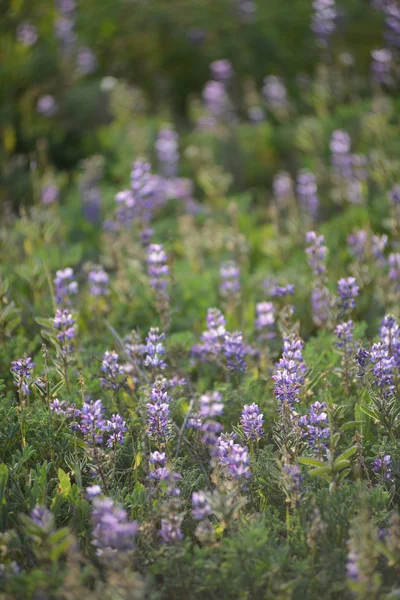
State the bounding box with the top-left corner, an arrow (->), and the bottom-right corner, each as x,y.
240,403 -> 265,441
149,451 -> 167,465
220,261 -> 240,299
192,491 -> 212,521
86,485 -> 102,499
106,414 -> 128,448
146,381 -> 171,442
147,244 -> 169,292
330,130 -> 352,178
53,309 -> 76,356
234,0 -> 257,22
273,335 -> 306,405
41,184 -> 59,205
31,505 -> 53,529
371,48 -> 392,85
297,171 -> 319,218
348,230 -> 368,261
335,321 -> 355,355
54,268 -> 78,306
199,392 -> 224,419
311,286 -> 333,328
262,76 -> 288,111
155,127 -> 179,178
202,80 -> 229,119
311,0 -> 337,47
189,392 -> 224,446
299,401 -> 330,454
383,2 -> 400,49
91,496 -> 139,556
224,331 -> 247,372
355,346 -> 371,377
11,357 -> 35,396
271,283 -> 295,297
128,160 -> 165,225
305,231 -> 328,276
388,184 -> 400,206
100,351 -> 124,390
380,314 -> 400,366
191,308 -> 227,360
389,253 -> 400,294
371,455 -> 392,480
88,266 -> 109,297
255,301 -> 275,336
54,16 -> 76,55
36,95 -> 58,117
372,234 -> 388,266
144,328 -> 167,370
80,400 -> 108,445
160,516 -> 184,543
76,46 -> 97,75
210,59 -> 233,82
282,464 -> 303,503
273,171 -> 294,208
369,343 -> 395,392
337,277 -> 359,311
217,433 -> 251,480
17,23 -> 38,46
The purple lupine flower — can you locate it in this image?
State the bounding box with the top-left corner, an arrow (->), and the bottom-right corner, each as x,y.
273,171 -> 294,208
311,286 -> 332,328
335,321 -> 355,355
273,335 -> 306,406
202,80 -> 229,119
380,315 -> 400,367
299,401 -> 330,455
348,230 -> 368,261
146,380 -> 171,442
128,160 -> 165,225
330,130 -> 352,178
371,455 -> 392,480
106,414 -> 128,448
160,516 -> 184,543
86,485 -> 102,499
255,301 -> 275,336
11,357 -> 35,396
389,253 -> 400,294
54,268 -> 78,306
297,171 -> 319,218
31,505 -> 53,529
76,46 -> 97,75
53,309 -> 76,353
346,548 -> 361,582
149,451 -> 167,465
144,328 -> 167,370
240,403 -> 265,441
355,346 -> 370,378
224,331 -> 247,372
191,308 -> 227,360
337,277 -> 359,311
311,0 -> 337,47
147,244 -> 169,292
234,0 -> 257,22
80,400 -> 108,445
305,232 -> 328,276
383,2 -> 400,49
217,433 -> 251,480
17,23 -> 38,46
388,184 -> 400,206
210,59 -> 233,82
372,234 -> 388,267
41,184 -> 59,205
271,283 -> 295,297
100,351 -> 124,390
36,95 -> 58,117
155,127 -> 179,178
88,266 -> 109,297
220,261 -> 240,299
369,343 -> 395,392
192,491 -> 212,521
282,464 -> 303,502
91,496 -> 139,556
371,48 -> 392,85
199,392 -> 224,419
188,392 -> 224,447
262,76 -> 288,111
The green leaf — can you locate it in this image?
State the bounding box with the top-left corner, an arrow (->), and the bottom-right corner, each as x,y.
310,466 -> 331,477
335,446 -> 358,463
340,421 -> 364,431
57,469 -> 71,497
298,457 -> 326,468
359,404 -> 381,421
333,459 -> 350,472
0,464 -> 9,531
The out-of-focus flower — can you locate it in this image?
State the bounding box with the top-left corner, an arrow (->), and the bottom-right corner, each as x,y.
36,95 -> 58,117
17,23 -> 38,47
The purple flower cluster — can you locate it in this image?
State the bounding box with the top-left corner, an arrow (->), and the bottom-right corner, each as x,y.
330,130 -> 352,178
299,401 -> 330,455
80,399 -> 109,445
11,357 -> 35,396
146,380 -> 171,443
305,232 -> 328,276
144,328 -> 167,370
37,95 -> 58,117
348,230 -> 368,262
210,59 -> 233,82
297,170 -> 319,218
55,0 -> 77,56
76,46 -> 97,76
202,80 -> 229,120
114,161 -> 164,227
147,244 -> 169,292
88,266 -> 109,297
53,309 -> 76,354
224,331 -> 247,373
282,464 -> 303,503
382,1 -> 400,49
187,391 -> 224,448
371,455 -> 392,480
337,277 -> 359,311
270,283 -> 295,298
369,343 -> 395,392
100,351 -> 124,390
90,495 -> 139,556
192,491 -> 212,521
273,171 -> 294,208
217,433 -> 251,480
240,403 -> 265,441
388,253 -> 400,294
160,516 -> 184,543
155,127 -> 179,178
262,76 -> 288,111
106,414 -> 128,448
372,234 -> 388,267
311,0 -> 337,47
380,314 -> 400,366
273,335 -> 306,405
41,184 -> 60,206
148,451 -> 181,497
31,505 -> 53,529
220,261 -> 240,299
334,320 -> 355,356
54,268 -> 78,306
255,301 -> 275,337
371,48 -> 392,85
17,23 -> 38,47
